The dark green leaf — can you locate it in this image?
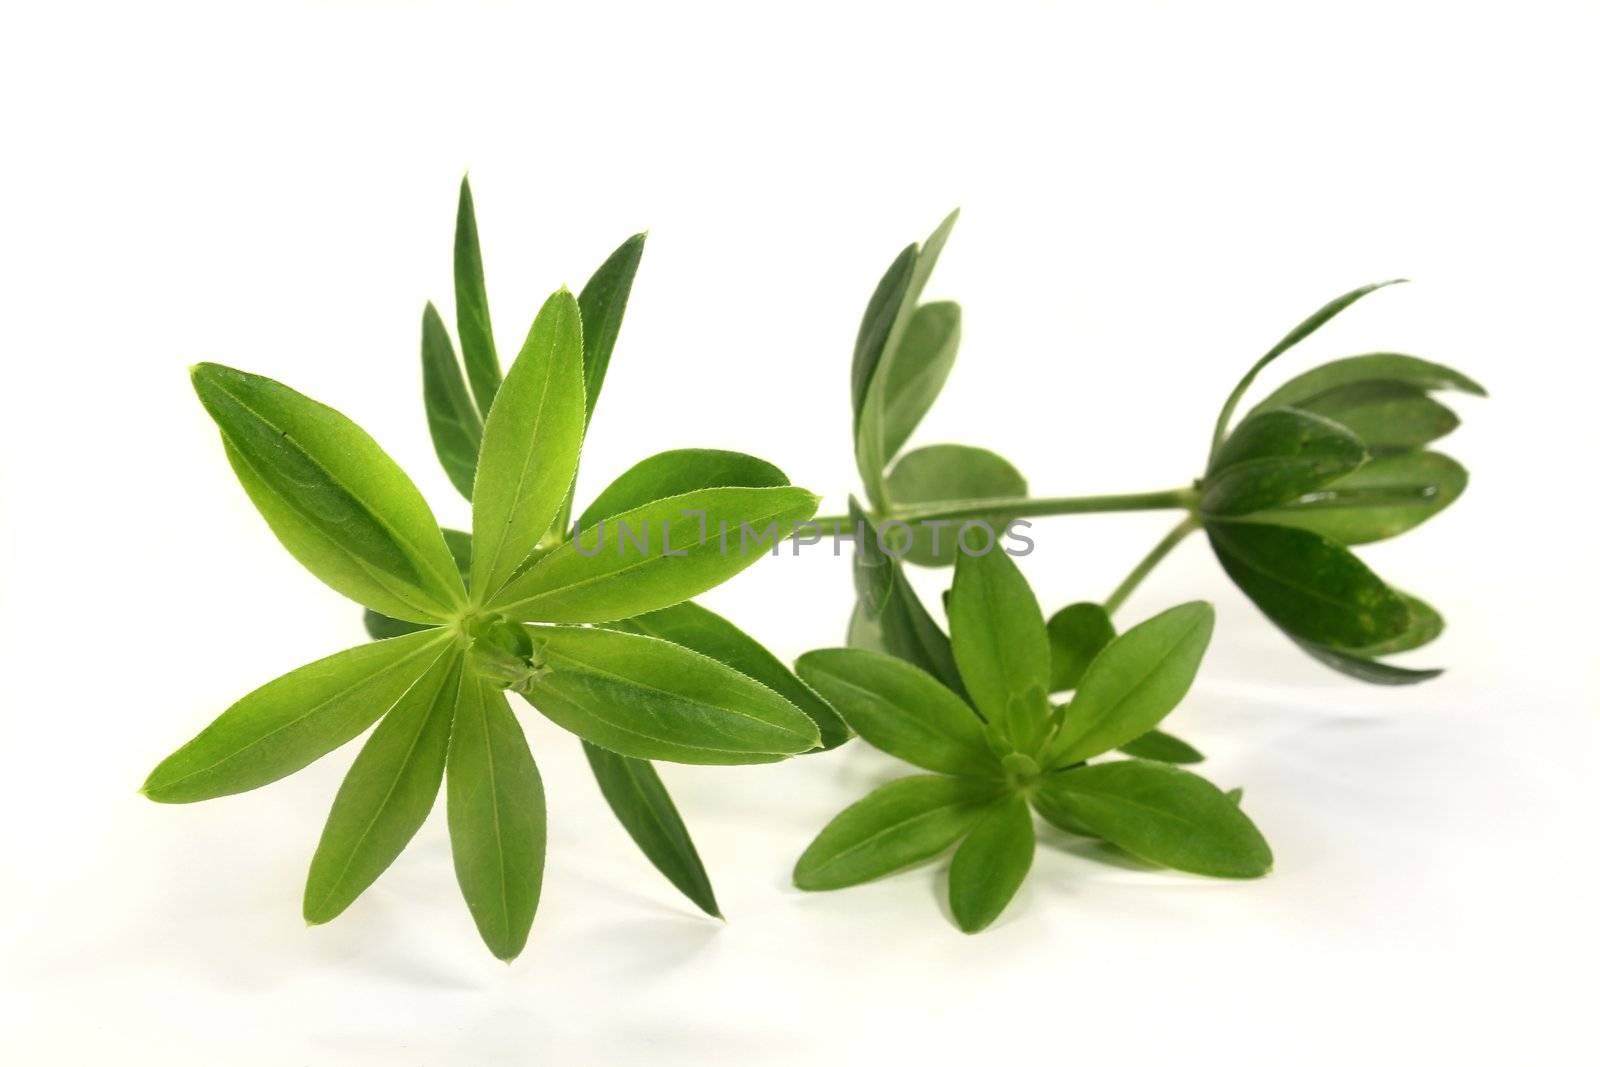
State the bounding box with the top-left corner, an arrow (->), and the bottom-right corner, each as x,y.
1291,639 -> 1443,685
1229,451 -> 1467,545
447,672 -> 546,961
614,601 -> 850,750
453,176 -> 501,414
1118,729 -> 1204,764
195,363 -> 466,622
143,630 -> 452,803
948,550 -> 1051,752
492,486 -> 818,623
947,794 -> 1035,933
303,650 -> 461,924
849,498 -> 967,696
577,232 -> 646,419
1046,602 -> 1116,692
883,445 -> 1028,566
576,449 -> 788,531
420,302 -> 483,501
582,741 -> 719,917
1202,408 -> 1367,518
470,288 -> 587,598
793,775 -> 998,891
1246,352 -> 1486,417
1034,760 -> 1272,878
880,301 -> 961,462
1298,381 -> 1459,452
1206,522 -> 1412,649
1043,602 -> 1214,768
851,244 -> 917,429
522,625 -> 821,764
794,648 -> 993,775
1359,592 -> 1444,655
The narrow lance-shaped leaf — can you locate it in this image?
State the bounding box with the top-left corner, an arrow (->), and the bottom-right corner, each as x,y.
470,288 -> 587,598
1296,381 -> 1459,452
1245,352 -> 1486,418
453,176 -> 501,414
577,449 -> 788,531
1118,729 -> 1204,764
447,672 -> 546,961
947,794 -> 1035,933
1291,639 -> 1443,686
1201,407 -> 1367,518
850,244 -> 917,430
520,625 -> 821,764
143,630 -> 452,803
420,302 -> 484,501
1230,451 -> 1467,546
196,363 -> 466,622
879,301 -> 961,463
582,742 -> 719,917
577,232 -> 646,419
303,650 -> 462,924
947,550 -> 1051,752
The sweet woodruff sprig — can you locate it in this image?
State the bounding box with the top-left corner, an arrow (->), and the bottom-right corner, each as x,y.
795,542 -> 1270,933
143,186 -> 841,959
827,215 -> 1485,685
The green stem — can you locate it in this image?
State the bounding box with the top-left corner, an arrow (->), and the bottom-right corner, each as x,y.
808,486 -> 1197,530
1103,515 -> 1201,616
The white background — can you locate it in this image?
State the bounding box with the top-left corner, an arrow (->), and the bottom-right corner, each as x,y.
3,1 -> 1598,1063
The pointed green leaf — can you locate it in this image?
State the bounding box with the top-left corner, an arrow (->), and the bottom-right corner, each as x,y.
1044,602 -> 1214,767
849,498 -> 967,696
303,650 -> 461,923
793,775 -> 998,891
491,486 -> 818,624
143,630 -> 452,803
363,529 -> 474,639
1118,728 -> 1204,764
1297,381 -> 1459,452
470,289 -> 587,598
521,625 -> 821,764
850,244 -> 917,428
1358,592 -> 1444,655
1046,602 -> 1116,692
1207,522 -> 1411,649
948,550 -> 1051,751
1202,408 -> 1367,518
577,232 -> 646,418
883,445 -> 1028,566
195,363 -> 466,622
614,601 -> 850,750
453,176 -> 500,414
447,672 -> 546,961
880,301 -> 961,462
420,302 -> 483,501
1230,451 -> 1467,545
576,449 -> 788,531
582,742 -> 719,917
1034,760 -> 1272,878
1246,352 -> 1486,418
1291,639 -> 1443,685
947,794 -> 1035,933
794,648 -> 993,775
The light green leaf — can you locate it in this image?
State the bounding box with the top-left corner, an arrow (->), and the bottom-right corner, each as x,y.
420,302 -> 483,501
491,486 -> 818,624
303,650 -> 461,924
521,625 -> 821,764
1230,451 -> 1467,545
577,232 -> 646,419
1044,602 -> 1214,768
470,288 -> 587,598
614,601 -> 850,750
447,672 -> 546,961
880,301 -> 961,462
1118,729 -> 1204,764
948,550 -> 1051,752
453,176 -> 501,414
1046,602 -> 1116,693
1246,352 -> 1486,417
195,363 -> 465,622
1033,760 -> 1272,878
143,630 -> 452,803
576,449 -> 788,531
883,445 -> 1028,566
793,775 -> 998,891
794,648 -> 993,775
582,741 -> 719,917
363,529 -> 473,640
947,794 -> 1035,933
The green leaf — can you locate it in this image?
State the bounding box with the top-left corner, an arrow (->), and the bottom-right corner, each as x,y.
1202,408 -> 1367,518
947,794 -> 1035,933
576,449 -> 789,531
1246,352 -> 1486,418
1297,381 -> 1459,452
362,529 -> 474,639
794,648 -> 993,775
420,302 -> 483,501
491,486 -> 818,624
1046,602 -> 1116,692
850,244 -> 917,428
447,672 -> 546,961
453,176 -> 501,414
143,630 -> 452,803
1291,639 -> 1443,685
582,741 -> 719,917
521,625 -> 821,764
469,288 -> 587,598
793,775 -> 998,891
948,550 -> 1051,752
1228,451 -> 1467,545
303,650 -> 461,924
195,363 -> 466,622
880,301 -> 961,462
849,498 -> 967,696
1359,592 -> 1444,655
1118,728 -> 1204,764
613,601 -> 850,750
1210,280 -> 1405,462
1033,760 -> 1272,878
1206,522 -> 1412,649
1043,602 -> 1214,768
883,445 -> 1028,566
577,232 -> 646,419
